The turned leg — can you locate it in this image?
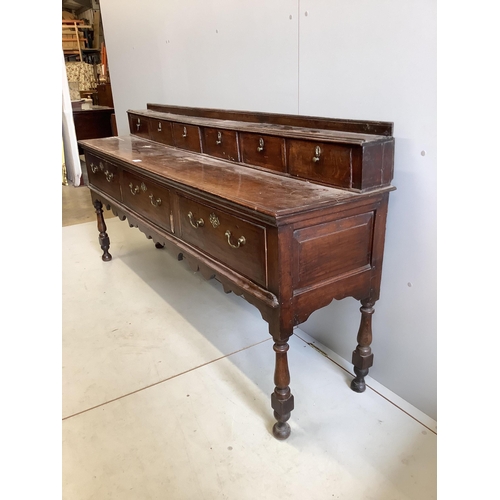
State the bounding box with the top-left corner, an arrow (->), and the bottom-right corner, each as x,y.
93,199 -> 112,261
351,300 -> 375,393
271,340 -> 294,440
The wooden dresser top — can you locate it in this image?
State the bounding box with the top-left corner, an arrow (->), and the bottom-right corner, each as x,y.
79,135 -> 385,220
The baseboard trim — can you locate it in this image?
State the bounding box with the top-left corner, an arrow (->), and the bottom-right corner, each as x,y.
294,328 -> 437,434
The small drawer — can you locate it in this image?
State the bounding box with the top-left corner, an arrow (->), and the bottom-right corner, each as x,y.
178,196 -> 267,287
128,114 -> 150,139
172,123 -> 202,152
86,152 -> 122,200
239,132 -> 286,172
122,170 -> 173,231
149,119 -> 174,146
287,139 -> 352,189
202,128 -> 239,162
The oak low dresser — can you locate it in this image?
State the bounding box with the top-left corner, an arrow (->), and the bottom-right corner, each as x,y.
78,103 -> 395,440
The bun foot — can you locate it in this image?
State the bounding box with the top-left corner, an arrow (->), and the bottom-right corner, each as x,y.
155,242 -> 164,249
272,421 -> 291,440
350,367 -> 368,393
101,252 -> 112,262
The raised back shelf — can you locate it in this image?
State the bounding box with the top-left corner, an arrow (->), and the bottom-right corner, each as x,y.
127,105 -> 394,193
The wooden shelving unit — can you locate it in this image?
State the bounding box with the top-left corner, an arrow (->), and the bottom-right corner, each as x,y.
63,19 -> 85,59
63,7 -> 114,107
62,19 -> 97,62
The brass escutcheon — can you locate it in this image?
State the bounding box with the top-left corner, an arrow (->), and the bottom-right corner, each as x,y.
209,213 -> 220,228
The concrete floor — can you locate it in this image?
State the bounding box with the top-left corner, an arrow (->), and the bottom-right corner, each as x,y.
62,183 -> 115,227
62,183 -> 437,500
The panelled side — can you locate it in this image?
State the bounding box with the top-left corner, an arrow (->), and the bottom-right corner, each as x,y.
293,212 -> 374,291
290,196 -> 389,325
352,140 -> 395,191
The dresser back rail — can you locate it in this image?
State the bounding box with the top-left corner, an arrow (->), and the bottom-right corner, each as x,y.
128,106 -> 394,193
146,103 -> 394,136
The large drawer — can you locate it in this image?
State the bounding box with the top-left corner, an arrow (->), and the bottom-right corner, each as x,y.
122,170 -> 173,231
178,196 -> 267,287
86,152 -> 122,200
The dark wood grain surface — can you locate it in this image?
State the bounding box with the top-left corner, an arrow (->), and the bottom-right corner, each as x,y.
73,106 -> 114,142
146,103 -> 394,136
79,136 -> 390,220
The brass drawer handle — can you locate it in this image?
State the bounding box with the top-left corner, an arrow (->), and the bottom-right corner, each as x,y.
136,118 -> 141,131
312,145 -> 321,163
104,170 -> 114,182
257,138 -> 264,152
90,162 -> 98,173
149,194 -> 162,207
129,183 -> 140,195
188,211 -> 204,228
216,131 -> 222,145
225,230 -> 246,249
182,126 -> 188,138
158,122 -> 162,132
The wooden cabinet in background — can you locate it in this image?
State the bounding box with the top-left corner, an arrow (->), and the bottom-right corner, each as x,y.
73,105 -> 115,154
97,83 -> 114,108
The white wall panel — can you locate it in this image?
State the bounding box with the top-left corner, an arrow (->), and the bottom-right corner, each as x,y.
100,0 -> 299,134
156,0 -> 299,113
298,0 -> 437,419
99,0 -> 168,134
99,0 -> 436,419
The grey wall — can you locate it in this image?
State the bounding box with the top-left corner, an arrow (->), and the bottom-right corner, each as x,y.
100,0 -> 437,420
